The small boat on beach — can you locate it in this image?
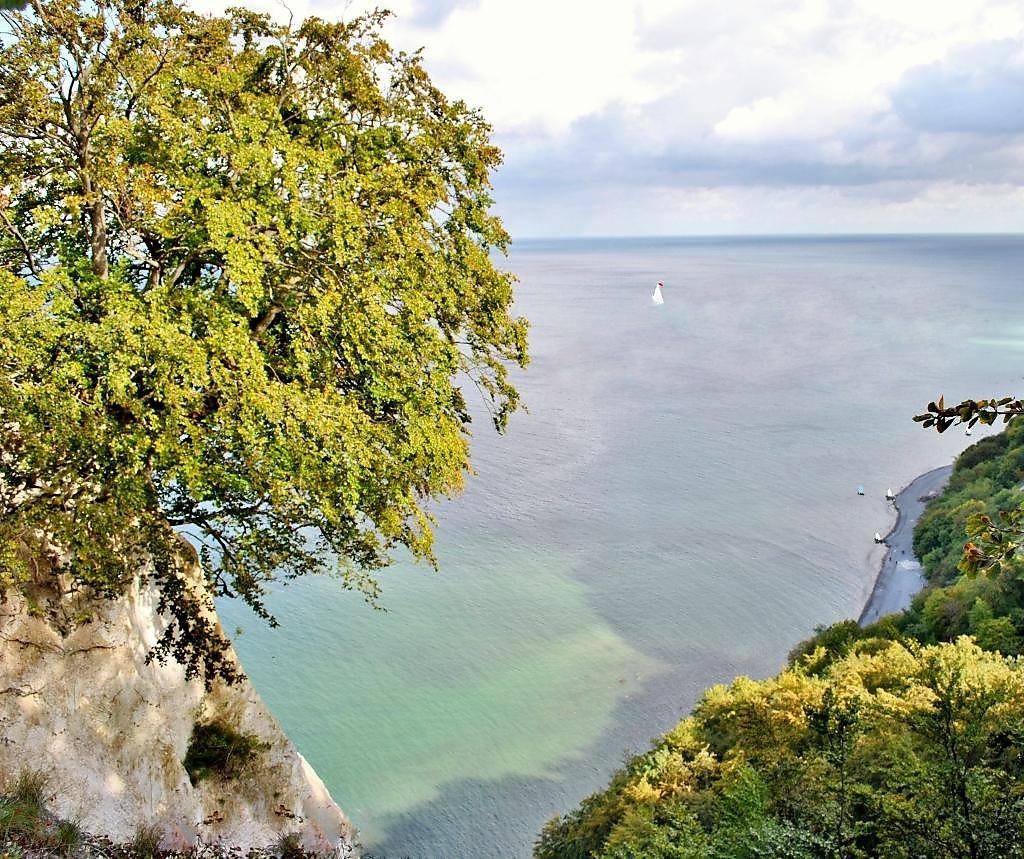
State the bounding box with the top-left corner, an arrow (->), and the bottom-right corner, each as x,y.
874,532 -> 884,543
885,487 -> 895,500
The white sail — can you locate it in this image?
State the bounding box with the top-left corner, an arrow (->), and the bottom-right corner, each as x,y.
651,283 -> 664,305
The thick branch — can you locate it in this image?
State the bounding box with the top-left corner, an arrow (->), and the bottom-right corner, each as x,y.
250,303 -> 283,336
0,208 -> 42,278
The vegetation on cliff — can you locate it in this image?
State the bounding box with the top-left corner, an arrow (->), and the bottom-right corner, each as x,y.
0,768 -> 323,859
536,424 -> 1024,857
536,638 -> 1024,859
0,0 -> 527,682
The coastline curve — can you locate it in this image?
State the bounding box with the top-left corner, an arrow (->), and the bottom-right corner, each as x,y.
858,464 -> 954,627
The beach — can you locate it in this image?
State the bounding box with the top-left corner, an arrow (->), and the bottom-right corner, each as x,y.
858,464 -> 954,626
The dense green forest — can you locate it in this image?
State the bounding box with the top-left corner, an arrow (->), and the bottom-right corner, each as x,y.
536,422 -> 1024,858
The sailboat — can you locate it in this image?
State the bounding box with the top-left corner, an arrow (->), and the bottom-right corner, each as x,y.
874,532 -> 884,543
885,487 -> 895,501
651,281 -> 664,305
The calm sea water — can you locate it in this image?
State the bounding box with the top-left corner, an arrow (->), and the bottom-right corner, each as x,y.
218,235 -> 1024,858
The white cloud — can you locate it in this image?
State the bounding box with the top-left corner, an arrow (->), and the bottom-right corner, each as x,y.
187,0 -> 1024,235
714,92 -> 809,141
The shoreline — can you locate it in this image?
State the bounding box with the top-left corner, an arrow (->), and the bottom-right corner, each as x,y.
858,464 -> 954,627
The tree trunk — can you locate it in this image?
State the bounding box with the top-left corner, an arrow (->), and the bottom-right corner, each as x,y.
81,172 -> 108,280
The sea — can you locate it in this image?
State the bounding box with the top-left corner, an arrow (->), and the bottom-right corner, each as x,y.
217,234 -> 1024,858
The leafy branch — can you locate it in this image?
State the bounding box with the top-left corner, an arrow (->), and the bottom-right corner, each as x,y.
914,395 -> 1024,432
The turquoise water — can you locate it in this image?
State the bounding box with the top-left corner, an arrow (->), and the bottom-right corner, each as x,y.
218,235 -> 1024,857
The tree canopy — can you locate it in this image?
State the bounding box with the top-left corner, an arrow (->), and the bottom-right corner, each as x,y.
0,0 -> 528,681
536,637 -> 1024,859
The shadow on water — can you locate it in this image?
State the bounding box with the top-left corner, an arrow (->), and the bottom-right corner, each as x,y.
364,647 -> 766,859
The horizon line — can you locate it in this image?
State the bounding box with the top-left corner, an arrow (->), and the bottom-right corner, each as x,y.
508,230 -> 1024,242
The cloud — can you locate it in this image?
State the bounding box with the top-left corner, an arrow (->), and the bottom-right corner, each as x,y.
408,0 -> 481,28
484,2 -> 1024,234
492,73 -> 1024,237
185,0 -> 1024,234
892,40 -> 1024,134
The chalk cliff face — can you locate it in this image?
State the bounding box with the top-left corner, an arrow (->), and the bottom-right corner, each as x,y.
0,554 -> 357,855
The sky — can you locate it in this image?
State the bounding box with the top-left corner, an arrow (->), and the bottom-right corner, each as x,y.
195,0 -> 1024,237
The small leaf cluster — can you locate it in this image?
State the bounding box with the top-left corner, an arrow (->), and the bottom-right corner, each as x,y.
914,395 -> 1024,433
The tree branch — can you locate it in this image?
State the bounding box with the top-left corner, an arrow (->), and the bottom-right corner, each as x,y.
0,207 -> 41,278
250,303 -> 283,336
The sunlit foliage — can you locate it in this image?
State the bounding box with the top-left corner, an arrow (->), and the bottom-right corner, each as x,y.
536,638 -> 1024,858
0,0 -> 527,681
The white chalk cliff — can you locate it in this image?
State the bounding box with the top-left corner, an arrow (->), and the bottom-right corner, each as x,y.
0,548 -> 357,855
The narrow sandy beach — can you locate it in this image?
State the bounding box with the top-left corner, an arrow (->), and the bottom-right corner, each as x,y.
858,464 -> 954,626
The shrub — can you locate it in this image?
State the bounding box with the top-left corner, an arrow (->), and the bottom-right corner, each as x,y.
183,720 -> 268,785
130,823 -> 162,859
275,831 -> 306,859
52,818 -> 83,856
9,771 -> 46,812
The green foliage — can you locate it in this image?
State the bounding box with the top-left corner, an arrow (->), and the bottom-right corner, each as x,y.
0,771 -> 51,856
182,720 -> 268,785
52,819 -> 83,857
912,419 -> 1024,582
894,421 -> 1024,651
706,819 -> 826,859
787,617 -> 903,675
0,796 -> 37,840
274,832 -> 306,859
535,639 -> 1024,858
956,432 -> 1010,471
128,824 -> 161,859
597,801 -> 706,859
8,772 -> 46,814
0,0 -> 527,681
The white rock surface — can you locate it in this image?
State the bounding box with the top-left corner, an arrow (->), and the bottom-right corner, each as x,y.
0,555 -> 357,856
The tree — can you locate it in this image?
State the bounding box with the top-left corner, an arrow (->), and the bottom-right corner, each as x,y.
531,639 -> 1024,859
0,0 -> 528,682
916,398 -> 1024,577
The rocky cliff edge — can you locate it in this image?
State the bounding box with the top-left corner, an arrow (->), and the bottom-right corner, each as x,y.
0,549 -> 357,856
